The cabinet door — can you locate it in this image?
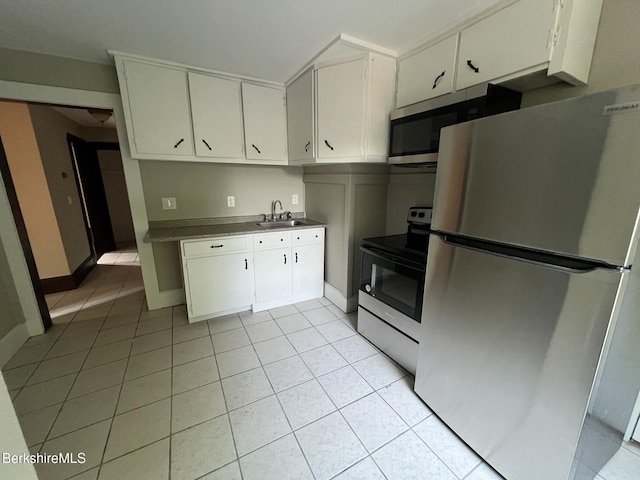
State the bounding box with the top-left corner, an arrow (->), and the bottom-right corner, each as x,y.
254,248 -> 291,304
316,59 -> 365,159
242,83 -> 287,162
123,60 -> 194,156
189,73 -> 244,158
456,0 -> 556,90
184,253 -> 251,318
286,69 -> 314,162
292,243 -> 324,297
396,35 -> 458,107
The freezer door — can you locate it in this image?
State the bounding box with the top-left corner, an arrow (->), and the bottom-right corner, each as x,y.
414,235 -> 623,480
433,85 -> 640,267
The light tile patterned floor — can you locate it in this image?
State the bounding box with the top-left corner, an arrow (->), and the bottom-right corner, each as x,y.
2,250 -> 639,479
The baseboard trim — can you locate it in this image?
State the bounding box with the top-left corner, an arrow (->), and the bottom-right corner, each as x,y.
0,323 -> 29,368
41,255 -> 96,294
324,282 -> 347,312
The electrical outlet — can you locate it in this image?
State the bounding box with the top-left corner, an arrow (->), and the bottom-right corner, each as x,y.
292,194 -> 299,205
162,197 -> 177,210
227,196 -> 235,208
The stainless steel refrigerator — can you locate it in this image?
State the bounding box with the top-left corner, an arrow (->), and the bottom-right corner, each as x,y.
414,85 -> 640,480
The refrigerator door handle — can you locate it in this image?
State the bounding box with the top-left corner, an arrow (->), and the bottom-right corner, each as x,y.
439,233 -> 620,274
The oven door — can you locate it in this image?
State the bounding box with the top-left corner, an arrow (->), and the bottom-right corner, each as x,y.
359,246 -> 425,322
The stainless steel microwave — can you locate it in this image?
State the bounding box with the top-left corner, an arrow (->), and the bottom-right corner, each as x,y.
388,84 -> 521,166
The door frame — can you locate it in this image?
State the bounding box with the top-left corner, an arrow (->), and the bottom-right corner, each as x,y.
0,79 -> 179,336
67,133 -> 117,258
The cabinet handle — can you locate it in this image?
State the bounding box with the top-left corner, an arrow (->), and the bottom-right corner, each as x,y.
324,140 -> 334,151
295,252 -> 298,263
304,141 -> 310,152
174,138 -> 185,148
252,144 -> 261,154
259,240 -> 263,244
245,259 -> 248,270
297,236 -> 300,240
466,60 -> 480,74
284,254 -> 287,264
202,139 -> 212,151
210,245 -> 223,249
432,71 -> 446,89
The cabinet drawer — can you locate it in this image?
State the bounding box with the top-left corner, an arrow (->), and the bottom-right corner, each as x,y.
182,236 -> 248,257
291,228 -> 324,245
253,232 -> 290,249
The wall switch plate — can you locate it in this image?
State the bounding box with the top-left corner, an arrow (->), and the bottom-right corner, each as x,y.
162,197 -> 177,210
227,196 -> 235,207
292,194 -> 299,205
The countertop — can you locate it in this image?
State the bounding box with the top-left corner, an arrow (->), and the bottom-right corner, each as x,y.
143,217 -> 327,243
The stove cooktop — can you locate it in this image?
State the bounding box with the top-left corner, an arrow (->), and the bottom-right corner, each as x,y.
361,234 -> 428,265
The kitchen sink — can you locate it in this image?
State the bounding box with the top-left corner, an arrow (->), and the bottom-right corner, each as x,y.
255,220 -> 306,229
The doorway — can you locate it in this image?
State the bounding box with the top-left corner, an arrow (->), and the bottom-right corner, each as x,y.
0,100 -> 135,328
67,133 -> 117,259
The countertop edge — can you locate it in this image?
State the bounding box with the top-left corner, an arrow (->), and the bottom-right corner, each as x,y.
143,219 -> 327,243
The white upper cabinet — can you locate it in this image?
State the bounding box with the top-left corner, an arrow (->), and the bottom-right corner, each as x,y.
242,83 -> 288,163
317,59 -> 367,160
122,60 -> 194,157
456,0 -> 556,90
114,54 -> 287,164
396,35 -> 459,108
188,72 -> 244,159
287,53 -> 396,165
394,0 -> 602,107
286,68 -> 314,163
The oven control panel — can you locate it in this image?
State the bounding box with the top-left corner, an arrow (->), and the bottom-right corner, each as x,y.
407,207 -> 432,225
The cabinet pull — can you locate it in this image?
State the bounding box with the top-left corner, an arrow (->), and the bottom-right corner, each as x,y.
252,144 -> 261,154
304,141 -> 310,152
245,259 -> 248,270
284,254 -> 287,264
202,139 -> 212,151
432,71 -> 446,89
210,245 -> 223,249
174,138 -> 185,148
324,140 -> 334,151
466,60 -> 480,74
295,252 -> 298,263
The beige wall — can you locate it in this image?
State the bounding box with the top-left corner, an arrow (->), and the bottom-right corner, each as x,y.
304,165 -> 389,309
305,182 -> 347,294
0,47 -> 119,94
385,170 -> 436,235
522,0 -> 640,107
140,161 -> 305,291
29,105 -> 92,273
0,101 -> 69,278
140,162 -> 304,221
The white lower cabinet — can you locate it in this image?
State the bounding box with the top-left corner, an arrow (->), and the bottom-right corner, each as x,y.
181,228 -> 325,321
182,237 -> 252,321
292,243 -> 324,298
254,247 -> 291,305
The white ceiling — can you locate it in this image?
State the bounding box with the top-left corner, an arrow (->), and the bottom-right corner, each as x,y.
0,0 -> 502,83
52,107 -> 117,129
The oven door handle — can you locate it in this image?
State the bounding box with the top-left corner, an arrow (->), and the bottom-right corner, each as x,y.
360,246 -> 425,272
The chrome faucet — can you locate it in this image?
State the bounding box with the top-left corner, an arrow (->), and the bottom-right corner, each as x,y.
271,200 -> 283,221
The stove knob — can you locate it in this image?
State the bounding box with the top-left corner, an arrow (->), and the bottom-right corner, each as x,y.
418,212 -> 425,218
410,211 -> 417,217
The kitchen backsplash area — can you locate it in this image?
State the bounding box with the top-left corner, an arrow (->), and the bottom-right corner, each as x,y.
139,161 -> 304,222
